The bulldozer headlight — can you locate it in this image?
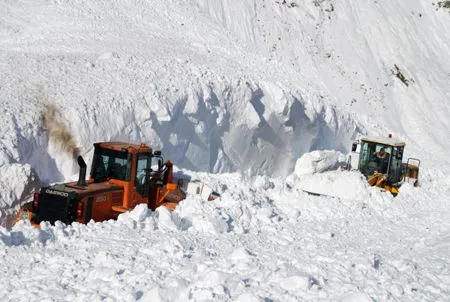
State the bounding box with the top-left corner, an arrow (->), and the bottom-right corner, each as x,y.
76,202 -> 84,218
32,193 -> 40,211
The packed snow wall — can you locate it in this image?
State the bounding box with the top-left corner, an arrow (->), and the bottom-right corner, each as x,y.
0,65 -> 361,225
0,71 -> 362,181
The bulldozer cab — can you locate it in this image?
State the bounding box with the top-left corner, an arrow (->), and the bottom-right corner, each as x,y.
89,142 -> 175,202
357,137 -> 405,185
91,147 -> 131,182
90,142 -> 159,187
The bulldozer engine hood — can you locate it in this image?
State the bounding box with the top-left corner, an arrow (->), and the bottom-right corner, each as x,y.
61,181 -> 123,197
35,181 -> 123,225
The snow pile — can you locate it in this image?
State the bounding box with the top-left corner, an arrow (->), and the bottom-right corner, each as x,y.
293,150 -> 346,176
294,170 -> 371,201
287,150 -> 368,201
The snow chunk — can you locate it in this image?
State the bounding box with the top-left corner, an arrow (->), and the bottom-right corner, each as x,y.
140,287 -> 163,302
341,293 -> 373,302
175,197 -> 230,234
235,292 -> 261,302
154,206 -> 179,231
116,204 -> 152,230
229,247 -> 252,263
294,150 -> 346,176
296,170 -> 369,201
279,275 -> 312,291
289,150 -> 369,201
117,203 -> 151,223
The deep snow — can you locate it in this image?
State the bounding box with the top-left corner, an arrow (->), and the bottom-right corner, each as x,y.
1,0 -> 450,301
2,169 -> 450,301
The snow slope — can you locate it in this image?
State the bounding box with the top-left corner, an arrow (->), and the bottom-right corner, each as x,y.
0,0 -> 450,301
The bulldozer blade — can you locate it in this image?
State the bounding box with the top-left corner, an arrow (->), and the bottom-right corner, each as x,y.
296,171 -> 368,201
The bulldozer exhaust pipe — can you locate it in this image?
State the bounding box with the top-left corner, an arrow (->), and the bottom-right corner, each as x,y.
77,156 -> 87,186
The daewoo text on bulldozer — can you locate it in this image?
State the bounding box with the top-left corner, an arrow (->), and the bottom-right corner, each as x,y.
16,142 -> 219,226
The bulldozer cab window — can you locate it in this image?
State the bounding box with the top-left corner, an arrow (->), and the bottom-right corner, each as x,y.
92,148 -> 130,182
135,153 -> 151,197
151,156 -> 162,172
136,154 -> 151,184
388,146 -> 404,184
359,141 -> 392,176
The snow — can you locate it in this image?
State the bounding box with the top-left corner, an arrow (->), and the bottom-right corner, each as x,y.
1,0 -> 450,301
2,173 -> 449,301
293,150 -> 346,176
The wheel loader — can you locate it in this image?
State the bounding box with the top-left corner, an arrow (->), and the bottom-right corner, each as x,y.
348,135 -> 420,195
16,142 -> 219,226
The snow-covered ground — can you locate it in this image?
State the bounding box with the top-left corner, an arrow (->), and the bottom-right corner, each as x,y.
1,0 -> 449,301
2,169 -> 449,301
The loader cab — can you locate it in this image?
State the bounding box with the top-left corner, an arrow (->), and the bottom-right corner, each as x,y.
90,142 -> 168,198
358,137 -> 405,185
91,145 -> 132,182
91,142 -> 163,181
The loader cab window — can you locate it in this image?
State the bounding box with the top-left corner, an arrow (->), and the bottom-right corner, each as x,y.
151,156 -> 163,172
388,146 -> 404,184
136,155 -> 150,184
92,147 -> 131,182
359,141 -> 392,177
135,153 -> 152,196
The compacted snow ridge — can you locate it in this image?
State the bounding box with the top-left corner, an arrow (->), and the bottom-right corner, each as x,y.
1,0 -> 449,301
